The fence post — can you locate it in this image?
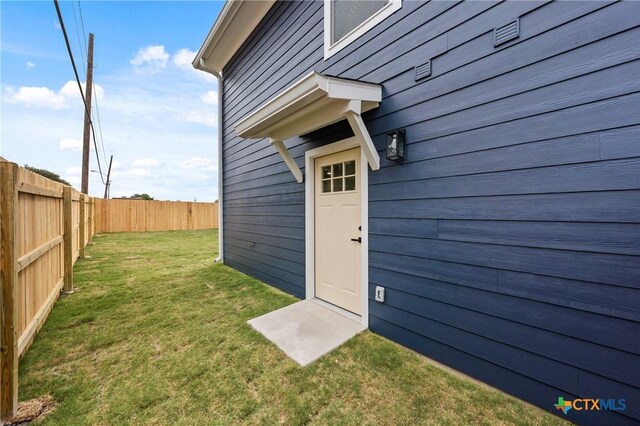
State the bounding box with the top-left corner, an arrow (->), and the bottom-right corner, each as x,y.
79,194 -> 86,259
63,187 -> 73,292
92,198 -> 96,237
88,198 -> 94,242
0,161 -> 19,418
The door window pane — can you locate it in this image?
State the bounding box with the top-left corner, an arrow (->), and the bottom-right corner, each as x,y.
333,178 -> 343,192
344,176 -> 356,191
344,160 -> 356,176
320,159 -> 357,193
333,163 -> 343,177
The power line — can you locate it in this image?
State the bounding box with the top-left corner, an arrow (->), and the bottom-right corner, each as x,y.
53,0 -> 105,183
93,84 -> 108,167
70,2 -> 86,78
77,1 -> 88,54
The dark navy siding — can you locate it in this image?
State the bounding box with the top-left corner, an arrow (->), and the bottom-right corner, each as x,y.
220,1 -> 640,423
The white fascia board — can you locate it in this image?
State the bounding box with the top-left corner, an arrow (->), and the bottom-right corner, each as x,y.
234,72 -> 382,140
324,77 -> 382,102
235,72 -> 326,138
193,0 -> 276,74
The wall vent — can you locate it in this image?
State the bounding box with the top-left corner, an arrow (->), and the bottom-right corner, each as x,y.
415,60 -> 431,81
494,18 -> 519,47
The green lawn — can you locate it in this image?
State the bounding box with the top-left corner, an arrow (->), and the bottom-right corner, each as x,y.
19,230 -> 566,425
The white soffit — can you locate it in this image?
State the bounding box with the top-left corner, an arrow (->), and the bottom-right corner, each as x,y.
235,72 -> 381,140
193,0 -> 276,74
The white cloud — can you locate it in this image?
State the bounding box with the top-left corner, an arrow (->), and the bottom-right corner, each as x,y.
26,61 -> 36,70
179,157 -> 216,171
173,48 -> 195,69
173,48 -> 216,82
65,175 -> 81,187
111,167 -> 153,181
132,158 -> 161,168
200,90 -> 218,105
5,86 -> 68,109
66,167 -> 82,175
2,41 -> 219,202
129,168 -> 151,177
93,85 -> 105,98
130,45 -> 169,71
4,81 -> 104,110
177,111 -> 215,127
59,81 -> 105,101
58,138 -> 82,151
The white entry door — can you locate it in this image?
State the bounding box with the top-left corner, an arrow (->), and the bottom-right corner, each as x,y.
314,147 -> 362,315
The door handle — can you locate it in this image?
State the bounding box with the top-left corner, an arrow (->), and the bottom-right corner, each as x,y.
350,237 -> 361,243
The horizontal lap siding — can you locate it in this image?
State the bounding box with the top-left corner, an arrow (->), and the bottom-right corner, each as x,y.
221,0 -> 640,423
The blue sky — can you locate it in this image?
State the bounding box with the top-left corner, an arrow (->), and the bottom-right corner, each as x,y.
1,1 -> 223,201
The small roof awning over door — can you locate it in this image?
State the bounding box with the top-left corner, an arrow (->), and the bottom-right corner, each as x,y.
234,72 -> 382,183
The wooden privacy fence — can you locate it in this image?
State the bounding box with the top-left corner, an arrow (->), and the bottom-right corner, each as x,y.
94,198 -> 218,233
0,160 -> 94,418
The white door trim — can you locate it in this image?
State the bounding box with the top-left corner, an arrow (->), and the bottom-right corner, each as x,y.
305,137 -> 369,328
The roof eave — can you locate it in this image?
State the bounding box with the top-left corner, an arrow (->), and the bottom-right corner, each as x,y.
193,0 -> 276,74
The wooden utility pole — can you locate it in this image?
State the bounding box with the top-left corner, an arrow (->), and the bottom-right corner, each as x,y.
81,33 -> 94,195
104,155 -> 113,199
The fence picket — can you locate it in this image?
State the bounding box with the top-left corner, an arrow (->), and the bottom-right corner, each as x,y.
94,199 -> 218,233
0,161 -> 92,418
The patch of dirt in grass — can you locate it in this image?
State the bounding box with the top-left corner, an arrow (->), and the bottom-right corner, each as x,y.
2,395 -> 55,425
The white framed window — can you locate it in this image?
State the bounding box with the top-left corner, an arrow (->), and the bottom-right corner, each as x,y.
320,160 -> 357,193
324,0 -> 402,59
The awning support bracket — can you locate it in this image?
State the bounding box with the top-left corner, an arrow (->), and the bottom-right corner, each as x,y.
270,104 -> 380,183
271,139 -> 304,183
345,103 -> 380,171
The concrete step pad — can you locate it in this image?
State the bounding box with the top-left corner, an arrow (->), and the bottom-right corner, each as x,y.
248,300 -> 366,366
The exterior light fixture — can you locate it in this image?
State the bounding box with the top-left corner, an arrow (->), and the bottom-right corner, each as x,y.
386,129 -> 405,161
